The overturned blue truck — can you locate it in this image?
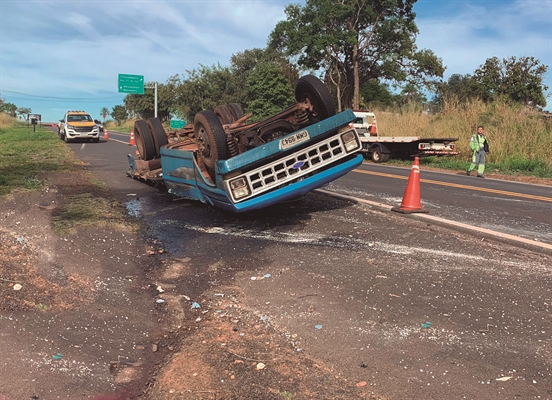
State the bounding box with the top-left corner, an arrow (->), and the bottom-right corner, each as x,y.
127,75 -> 363,212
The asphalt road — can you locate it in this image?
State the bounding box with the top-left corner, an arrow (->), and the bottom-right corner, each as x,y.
328,163 -> 552,246
60,133 -> 552,399
68,132 -> 552,247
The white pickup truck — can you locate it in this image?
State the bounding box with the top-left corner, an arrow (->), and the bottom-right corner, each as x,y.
352,111 -> 458,163
58,110 -> 100,143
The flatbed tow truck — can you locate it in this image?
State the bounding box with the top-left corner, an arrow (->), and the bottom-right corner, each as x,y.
352,111 -> 459,163
127,75 -> 363,213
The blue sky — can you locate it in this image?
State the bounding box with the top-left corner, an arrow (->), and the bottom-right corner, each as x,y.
1,0 -> 550,123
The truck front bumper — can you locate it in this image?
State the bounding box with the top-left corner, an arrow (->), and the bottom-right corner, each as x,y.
65,128 -> 100,139
205,154 -> 363,212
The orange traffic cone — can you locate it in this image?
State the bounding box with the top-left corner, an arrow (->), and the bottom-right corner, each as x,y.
129,131 -> 135,146
370,120 -> 377,136
392,157 -> 428,214
103,128 -> 109,140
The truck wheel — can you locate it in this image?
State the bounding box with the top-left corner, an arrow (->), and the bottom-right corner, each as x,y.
134,120 -> 157,161
214,105 -> 234,125
146,117 -> 168,158
63,132 -> 71,143
227,103 -> 244,121
194,110 -> 229,180
371,147 -> 384,163
294,75 -> 335,122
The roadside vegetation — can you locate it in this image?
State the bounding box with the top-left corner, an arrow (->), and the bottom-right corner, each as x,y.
0,116 -> 136,234
376,98 -> 552,178
2,1 -> 550,179
104,118 -> 136,133
0,115 -> 73,195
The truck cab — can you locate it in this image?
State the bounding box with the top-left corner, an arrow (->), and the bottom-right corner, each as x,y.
352,111 -> 378,137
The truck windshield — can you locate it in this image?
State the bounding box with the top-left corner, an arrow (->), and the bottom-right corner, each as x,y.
68,115 -> 93,122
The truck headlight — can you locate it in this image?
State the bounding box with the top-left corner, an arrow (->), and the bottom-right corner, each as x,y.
341,130 -> 360,153
229,177 -> 250,200
67,124 -> 76,131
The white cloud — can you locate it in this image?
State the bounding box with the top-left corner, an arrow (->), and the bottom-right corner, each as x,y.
0,0 -> 290,120
1,0 -> 550,121
415,0 -> 552,78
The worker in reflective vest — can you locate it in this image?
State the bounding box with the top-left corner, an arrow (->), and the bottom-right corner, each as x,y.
467,125 -> 489,178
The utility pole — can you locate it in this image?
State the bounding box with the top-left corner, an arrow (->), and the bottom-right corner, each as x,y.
144,82 -> 158,118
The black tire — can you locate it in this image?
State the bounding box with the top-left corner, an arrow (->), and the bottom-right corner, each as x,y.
227,103 -> 244,121
134,120 -> 156,161
93,137 -> 100,143
214,105 -> 234,125
371,146 -> 384,163
146,117 -> 169,158
63,132 -> 71,143
294,75 -> 335,121
381,153 -> 390,162
194,110 -> 229,180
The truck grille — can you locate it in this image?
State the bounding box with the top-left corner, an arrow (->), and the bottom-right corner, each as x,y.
225,129 -> 360,203
73,126 -> 95,133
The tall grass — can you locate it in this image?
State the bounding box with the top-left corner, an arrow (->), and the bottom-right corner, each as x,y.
0,112 -> 17,128
104,118 -> 137,133
374,99 -> 552,177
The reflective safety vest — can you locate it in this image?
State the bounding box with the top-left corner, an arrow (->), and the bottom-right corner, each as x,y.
469,133 -> 486,152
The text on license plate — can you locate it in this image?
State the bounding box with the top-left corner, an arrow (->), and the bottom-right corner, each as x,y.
280,130 -> 310,150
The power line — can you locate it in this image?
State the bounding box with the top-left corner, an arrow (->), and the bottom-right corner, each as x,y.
3,96 -> 122,103
0,89 -> 123,101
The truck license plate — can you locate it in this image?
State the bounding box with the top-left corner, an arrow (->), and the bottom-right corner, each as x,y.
280,130 -> 310,150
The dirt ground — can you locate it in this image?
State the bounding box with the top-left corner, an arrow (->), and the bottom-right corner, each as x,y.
1,165 -> 550,400
0,169 -> 382,400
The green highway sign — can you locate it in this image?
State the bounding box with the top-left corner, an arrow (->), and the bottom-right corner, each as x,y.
118,74 -> 144,94
170,119 -> 186,129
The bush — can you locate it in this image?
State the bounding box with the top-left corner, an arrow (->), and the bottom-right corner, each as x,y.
502,155 -> 552,177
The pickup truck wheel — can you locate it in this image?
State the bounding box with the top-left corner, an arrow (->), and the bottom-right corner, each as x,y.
134,120 -> 157,161
371,147 -> 384,163
63,133 -> 71,143
214,105 -> 234,125
227,103 -> 244,121
194,110 -> 229,180
146,117 -> 168,158
294,75 -> 335,122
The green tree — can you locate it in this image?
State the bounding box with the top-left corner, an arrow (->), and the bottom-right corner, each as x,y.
360,80 -> 397,109
100,107 -> 109,122
165,50 -> 298,123
472,56 -> 548,108
123,82 -> 173,121
171,64 -> 236,122
429,73 -> 481,112
17,107 -> 32,120
396,83 -> 427,107
230,48 -> 299,108
2,102 -> 17,117
246,62 -> 295,121
111,105 -> 128,126
269,0 -> 444,110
